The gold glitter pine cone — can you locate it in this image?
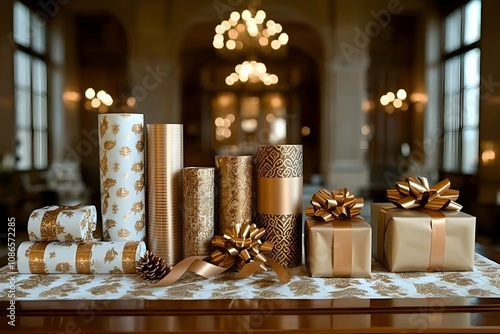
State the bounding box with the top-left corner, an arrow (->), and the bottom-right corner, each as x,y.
137,250 -> 170,280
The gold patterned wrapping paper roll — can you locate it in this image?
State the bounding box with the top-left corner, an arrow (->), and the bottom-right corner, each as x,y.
147,124 -> 184,267
17,241 -> 146,274
256,144 -> 303,268
215,155 -> 253,234
98,113 -> 146,242
182,167 -> 215,257
27,205 -> 97,242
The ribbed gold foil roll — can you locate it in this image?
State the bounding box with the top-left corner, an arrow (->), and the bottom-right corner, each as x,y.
256,145 -> 303,268
98,113 -> 146,242
17,241 -> 146,274
215,155 -> 253,234
182,167 -> 215,257
147,124 -> 183,267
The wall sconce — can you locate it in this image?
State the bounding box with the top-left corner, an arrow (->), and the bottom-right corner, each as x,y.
481,141 -> 496,165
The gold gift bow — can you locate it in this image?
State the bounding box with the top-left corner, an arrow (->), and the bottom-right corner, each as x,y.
154,223 -> 291,286
305,188 -> 364,221
386,176 -> 462,211
305,188 -> 364,277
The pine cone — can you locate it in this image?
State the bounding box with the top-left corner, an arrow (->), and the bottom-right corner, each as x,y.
137,250 -> 170,280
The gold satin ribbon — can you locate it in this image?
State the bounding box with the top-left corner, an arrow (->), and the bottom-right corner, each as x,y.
155,223 -> 291,286
257,177 -> 303,215
387,176 -> 462,211
75,243 -> 93,274
378,206 -> 447,271
305,188 -> 363,221
28,242 -> 48,274
332,220 -> 353,277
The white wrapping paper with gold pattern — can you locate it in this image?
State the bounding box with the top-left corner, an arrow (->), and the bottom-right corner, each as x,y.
27,205 -> 97,242
98,113 -> 146,242
17,241 -> 146,274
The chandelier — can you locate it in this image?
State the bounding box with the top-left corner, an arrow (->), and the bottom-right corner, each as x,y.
213,9 -> 289,58
225,60 -> 278,86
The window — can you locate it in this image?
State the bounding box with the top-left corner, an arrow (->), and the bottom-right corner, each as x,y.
13,1 -> 48,170
442,0 -> 481,174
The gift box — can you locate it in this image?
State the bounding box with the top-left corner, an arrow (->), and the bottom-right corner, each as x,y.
17,241 -> 146,274
304,188 -> 371,277
27,205 -> 96,242
371,177 -> 476,272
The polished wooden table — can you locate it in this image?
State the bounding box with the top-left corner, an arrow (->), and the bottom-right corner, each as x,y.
2,244 -> 500,333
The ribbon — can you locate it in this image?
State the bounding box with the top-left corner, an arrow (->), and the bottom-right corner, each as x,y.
155,223 -> 291,287
387,176 -> 462,211
305,188 -> 364,221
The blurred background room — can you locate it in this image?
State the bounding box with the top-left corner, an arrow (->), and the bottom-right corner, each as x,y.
0,0 -> 499,262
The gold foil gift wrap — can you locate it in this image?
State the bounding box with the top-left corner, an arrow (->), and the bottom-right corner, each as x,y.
304,188 -> 371,278
27,205 -> 96,242
17,241 -> 146,274
99,113 -> 146,242
371,176 -> 476,272
182,167 -> 215,257
256,145 -> 303,268
215,155 -> 253,233
147,124 -> 183,267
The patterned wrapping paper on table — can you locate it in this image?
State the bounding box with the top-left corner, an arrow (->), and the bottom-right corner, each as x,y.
98,113 -> 146,242
215,155 -> 253,234
17,241 -> 146,274
256,145 -> 303,268
182,167 -> 215,257
371,176 -> 476,272
305,189 -> 371,278
27,205 -> 97,242
147,124 -> 183,267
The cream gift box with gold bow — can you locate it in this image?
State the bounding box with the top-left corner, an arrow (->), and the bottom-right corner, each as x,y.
304,188 -> 372,278
371,177 -> 476,272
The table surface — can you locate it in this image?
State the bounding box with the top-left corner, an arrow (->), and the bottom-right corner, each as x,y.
1,243 -> 500,333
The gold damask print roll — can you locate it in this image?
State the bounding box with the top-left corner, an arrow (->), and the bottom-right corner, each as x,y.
98,114 -> 146,242
17,241 -> 146,274
147,124 -> 183,267
215,155 -> 253,234
257,145 -> 303,268
27,205 -> 96,242
182,167 -> 215,257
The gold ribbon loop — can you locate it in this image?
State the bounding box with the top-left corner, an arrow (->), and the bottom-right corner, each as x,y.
305,188 -> 364,221
155,222 -> 291,286
387,176 -> 462,211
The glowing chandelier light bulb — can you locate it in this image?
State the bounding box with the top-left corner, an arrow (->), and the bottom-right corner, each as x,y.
213,8 -> 289,55
225,60 -> 278,86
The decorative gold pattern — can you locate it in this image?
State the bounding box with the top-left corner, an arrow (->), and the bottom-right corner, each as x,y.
6,254 -> 500,300
257,213 -> 302,268
215,155 -> 253,233
182,167 -> 215,257
256,145 -> 303,269
99,114 -> 145,242
55,262 -> 71,273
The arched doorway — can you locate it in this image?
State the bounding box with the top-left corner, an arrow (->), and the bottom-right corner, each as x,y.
180,21 -> 322,182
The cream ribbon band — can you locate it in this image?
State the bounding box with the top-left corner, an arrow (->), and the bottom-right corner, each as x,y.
257,177 -> 303,215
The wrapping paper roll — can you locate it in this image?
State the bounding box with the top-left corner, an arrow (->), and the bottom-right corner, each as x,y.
215,155 -> 253,234
256,145 -> 303,268
98,113 -> 146,242
147,124 -> 184,267
17,241 -> 146,274
182,167 -> 215,257
27,205 -> 96,242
